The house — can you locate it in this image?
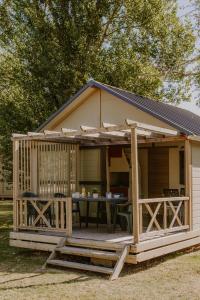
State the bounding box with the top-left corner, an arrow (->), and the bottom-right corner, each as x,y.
10,80 -> 200,279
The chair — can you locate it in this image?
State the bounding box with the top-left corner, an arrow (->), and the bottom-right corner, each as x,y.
22,191 -> 38,226
163,189 -> 179,197
22,191 -> 53,226
113,202 -> 132,233
54,193 -> 81,228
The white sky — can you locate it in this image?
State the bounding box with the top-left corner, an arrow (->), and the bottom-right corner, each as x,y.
177,0 -> 200,115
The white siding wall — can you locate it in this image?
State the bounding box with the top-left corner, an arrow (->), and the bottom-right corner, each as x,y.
192,144 -> 200,230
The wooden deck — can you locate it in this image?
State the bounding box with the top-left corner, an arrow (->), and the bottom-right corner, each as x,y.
72,227 -> 133,243
10,227 -> 200,261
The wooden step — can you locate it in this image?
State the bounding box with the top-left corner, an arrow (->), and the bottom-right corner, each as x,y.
57,246 -> 119,260
47,259 -> 113,274
67,237 -> 124,251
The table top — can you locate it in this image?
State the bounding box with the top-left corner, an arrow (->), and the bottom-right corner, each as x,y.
72,196 -> 128,203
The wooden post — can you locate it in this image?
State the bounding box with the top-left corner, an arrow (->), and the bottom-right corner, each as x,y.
164,201 -> 167,229
131,128 -> 139,243
185,139 -> 192,230
13,140 -> 19,231
76,144 -> 80,192
105,146 -> 112,231
106,146 -> 110,192
67,145 -> 71,196
30,142 -> 38,194
66,197 -> 72,237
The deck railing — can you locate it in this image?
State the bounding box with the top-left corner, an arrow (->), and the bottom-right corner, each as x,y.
14,196 -> 190,241
138,196 -> 190,239
14,197 -> 72,236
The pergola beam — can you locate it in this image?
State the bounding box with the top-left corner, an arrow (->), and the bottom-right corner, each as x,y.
126,119 -> 178,136
28,132 -> 44,137
12,119 -> 179,143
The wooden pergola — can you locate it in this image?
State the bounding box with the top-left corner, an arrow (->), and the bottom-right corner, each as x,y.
12,119 -> 191,244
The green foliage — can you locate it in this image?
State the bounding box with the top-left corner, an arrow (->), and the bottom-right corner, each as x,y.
193,0 -> 200,99
0,0 -> 196,173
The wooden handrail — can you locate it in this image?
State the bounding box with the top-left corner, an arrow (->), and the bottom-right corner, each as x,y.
138,197 -> 189,204
18,197 -> 70,202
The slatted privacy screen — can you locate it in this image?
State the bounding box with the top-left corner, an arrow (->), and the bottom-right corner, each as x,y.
17,140 -> 79,197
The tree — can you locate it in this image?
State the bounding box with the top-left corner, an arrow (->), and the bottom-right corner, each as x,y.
192,0 -> 200,106
0,0 -> 196,173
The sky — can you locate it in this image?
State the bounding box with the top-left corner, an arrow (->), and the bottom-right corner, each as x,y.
177,0 -> 200,115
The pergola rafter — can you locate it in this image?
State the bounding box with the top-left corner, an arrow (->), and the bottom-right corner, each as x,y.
12,119 -> 179,145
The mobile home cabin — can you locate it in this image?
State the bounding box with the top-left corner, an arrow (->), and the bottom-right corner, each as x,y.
10,80 -> 200,279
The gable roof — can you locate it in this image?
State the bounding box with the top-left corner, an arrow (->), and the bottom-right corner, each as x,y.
37,80 -> 200,136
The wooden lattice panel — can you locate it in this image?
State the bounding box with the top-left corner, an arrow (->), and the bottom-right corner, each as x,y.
17,141 -> 79,198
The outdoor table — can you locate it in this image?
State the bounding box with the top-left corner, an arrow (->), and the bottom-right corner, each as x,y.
72,196 -> 128,231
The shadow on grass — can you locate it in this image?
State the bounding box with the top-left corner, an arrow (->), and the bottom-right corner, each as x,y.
0,274 -> 92,291
0,273 -> 42,285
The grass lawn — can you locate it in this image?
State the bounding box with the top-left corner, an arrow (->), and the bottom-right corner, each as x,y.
1,200 -> 200,300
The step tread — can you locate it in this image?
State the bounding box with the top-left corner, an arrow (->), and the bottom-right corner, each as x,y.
67,238 -> 125,250
47,259 -> 113,274
57,246 -> 119,260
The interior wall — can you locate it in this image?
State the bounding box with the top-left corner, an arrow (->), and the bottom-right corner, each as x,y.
138,149 -> 148,198
148,147 -> 169,198
109,150 -> 129,172
80,149 -> 101,181
79,148 -> 101,218
169,148 -> 180,189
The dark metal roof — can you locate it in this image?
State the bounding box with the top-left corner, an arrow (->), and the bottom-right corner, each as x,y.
38,80 -> 200,135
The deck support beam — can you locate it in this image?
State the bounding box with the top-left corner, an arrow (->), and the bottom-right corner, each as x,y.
131,128 -> 139,243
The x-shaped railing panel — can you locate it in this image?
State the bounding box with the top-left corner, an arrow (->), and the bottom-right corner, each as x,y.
30,200 -> 53,227
168,200 -> 183,228
145,203 -> 162,232
142,199 -> 184,233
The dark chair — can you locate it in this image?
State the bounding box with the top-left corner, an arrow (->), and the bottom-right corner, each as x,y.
22,191 -> 38,226
163,189 -> 179,197
54,193 -> 82,228
22,191 -> 52,226
113,202 -> 132,233
96,193 -> 125,229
